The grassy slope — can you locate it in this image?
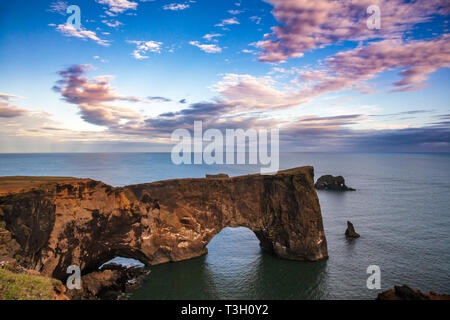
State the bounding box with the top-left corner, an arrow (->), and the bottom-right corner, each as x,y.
0,267 -> 62,300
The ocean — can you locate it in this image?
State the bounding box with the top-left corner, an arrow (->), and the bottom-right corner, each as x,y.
0,152 -> 449,299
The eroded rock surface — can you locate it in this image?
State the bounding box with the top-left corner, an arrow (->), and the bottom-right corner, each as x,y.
67,263 -> 149,300
0,166 -> 328,280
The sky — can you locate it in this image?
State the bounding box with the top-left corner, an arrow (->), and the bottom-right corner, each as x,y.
0,0 -> 449,153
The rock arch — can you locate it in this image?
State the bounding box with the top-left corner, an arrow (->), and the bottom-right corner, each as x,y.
0,166 -> 328,280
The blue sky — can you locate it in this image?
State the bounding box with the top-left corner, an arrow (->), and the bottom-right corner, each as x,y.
0,0 -> 449,152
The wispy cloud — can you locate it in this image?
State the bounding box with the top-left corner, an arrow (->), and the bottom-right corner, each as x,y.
0,93 -> 28,118
93,55 -> 109,63
102,19 -> 123,28
369,110 -> 434,118
214,74 -> 306,110
162,3 -> 190,11
127,40 -> 163,59
302,35 -> 450,94
203,33 -> 223,42
215,17 -> 239,27
189,41 -> 222,53
249,16 -> 261,24
47,1 -> 68,15
54,24 -> 110,46
148,96 -> 171,103
96,0 -> 138,16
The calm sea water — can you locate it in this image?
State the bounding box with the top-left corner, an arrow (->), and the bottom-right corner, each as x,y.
0,153 -> 449,299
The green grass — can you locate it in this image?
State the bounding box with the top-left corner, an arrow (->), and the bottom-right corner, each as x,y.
0,267 -> 62,300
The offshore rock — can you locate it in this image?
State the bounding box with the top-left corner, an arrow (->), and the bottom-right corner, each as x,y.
0,167 -> 328,280
345,221 -> 360,238
314,175 -> 355,191
377,285 -> 450,300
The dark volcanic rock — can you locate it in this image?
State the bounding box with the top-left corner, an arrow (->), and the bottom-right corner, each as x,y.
67,263 -> 149,300
0,166 -> 328,281
206,174 -> 229,179
314,175 -> 355,191
345,221 -> 360,238
377,285 -> 450,300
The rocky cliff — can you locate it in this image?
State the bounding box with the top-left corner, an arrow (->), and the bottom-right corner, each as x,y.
0,167 -> 328,280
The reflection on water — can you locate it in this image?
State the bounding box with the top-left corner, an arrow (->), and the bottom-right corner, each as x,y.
131,227 -> 328,300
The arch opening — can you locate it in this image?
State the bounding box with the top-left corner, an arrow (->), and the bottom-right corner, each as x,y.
100,257 -> 145,269
206,227 -> 263,258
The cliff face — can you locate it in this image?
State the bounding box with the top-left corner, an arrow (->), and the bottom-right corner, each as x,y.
0,167 -> 328,279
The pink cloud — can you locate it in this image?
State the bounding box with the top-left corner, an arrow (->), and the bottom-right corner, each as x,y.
53,65 -> 142,126
212,35 -> 450,111
257,0 -> 450,62
0,93 -> 28,118
214,74 -> 307,109
310,35 -> 450,94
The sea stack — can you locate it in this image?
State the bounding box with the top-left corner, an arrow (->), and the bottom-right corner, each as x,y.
314,175 -> 355,191
345,221 -> 360,238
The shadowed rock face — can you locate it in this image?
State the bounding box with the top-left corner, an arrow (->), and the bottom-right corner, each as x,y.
0,166 -> 328,280
315,175 -> 355,191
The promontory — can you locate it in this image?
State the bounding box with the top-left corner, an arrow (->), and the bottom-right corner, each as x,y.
0,166 -> 328,280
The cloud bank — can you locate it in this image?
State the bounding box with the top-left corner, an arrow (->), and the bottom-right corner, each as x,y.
257,0 -> 450,62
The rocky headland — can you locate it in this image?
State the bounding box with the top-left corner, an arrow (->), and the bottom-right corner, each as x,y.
0,166 -> 328,299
